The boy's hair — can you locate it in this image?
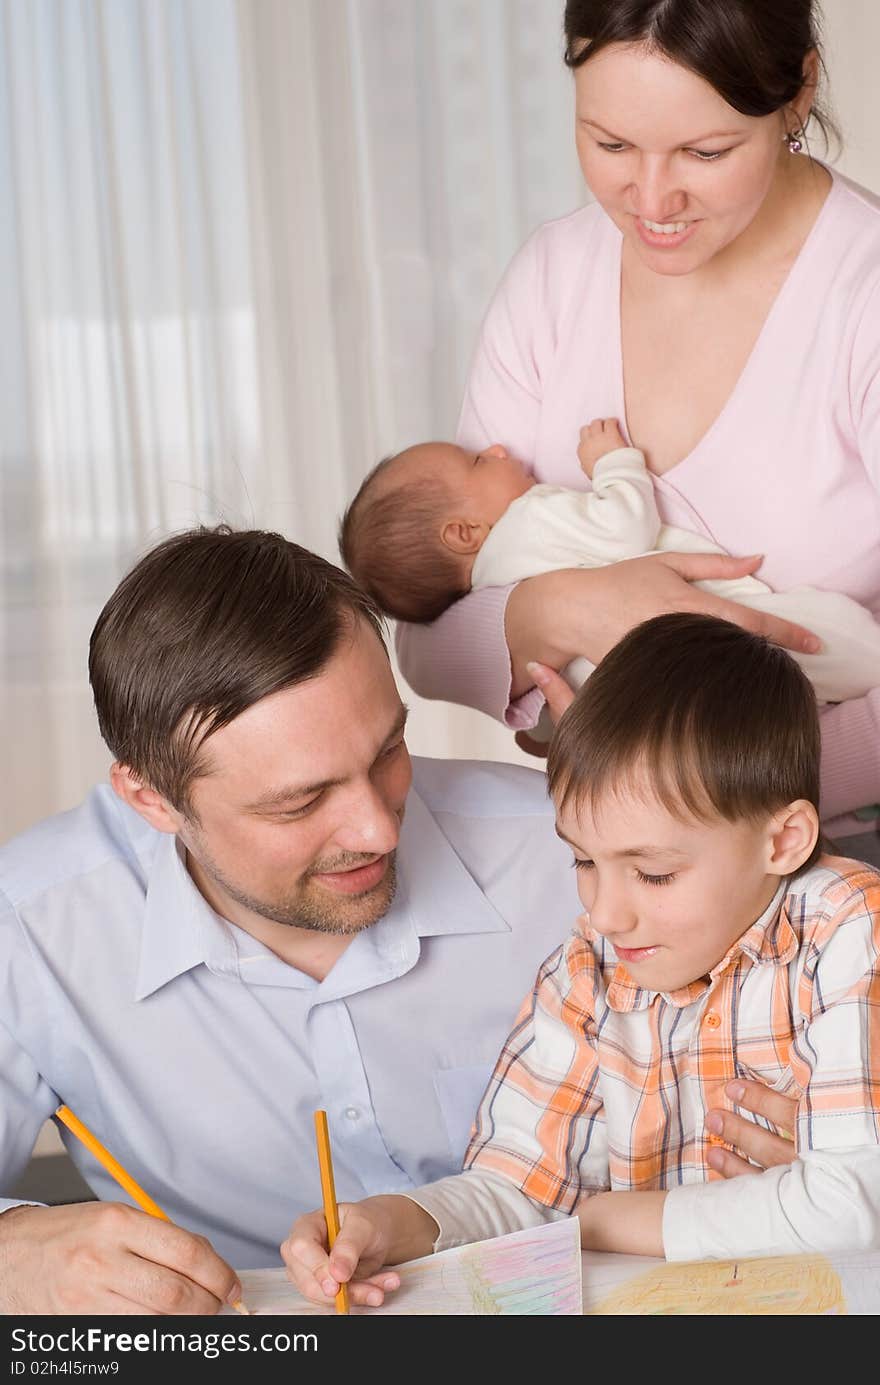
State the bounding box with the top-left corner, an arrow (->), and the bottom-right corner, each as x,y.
547,613 -> 822,867
338,454 -> 470,623
89,525 -> 385,815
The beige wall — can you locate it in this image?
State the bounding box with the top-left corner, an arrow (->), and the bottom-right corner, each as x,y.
822,0 -> 880,187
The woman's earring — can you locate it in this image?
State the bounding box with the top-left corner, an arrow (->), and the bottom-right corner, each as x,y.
784,127 -> 804,154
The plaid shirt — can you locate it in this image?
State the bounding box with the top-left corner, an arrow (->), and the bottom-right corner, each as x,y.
464,857 -> 880,1220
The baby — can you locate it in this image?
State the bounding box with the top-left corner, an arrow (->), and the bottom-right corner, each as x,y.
339,420 -> 880,738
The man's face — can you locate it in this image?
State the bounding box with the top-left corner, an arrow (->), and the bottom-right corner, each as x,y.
177,618 -> 411,937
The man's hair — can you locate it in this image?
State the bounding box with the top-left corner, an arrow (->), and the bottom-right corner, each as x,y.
338,454 -> 470,623
547,613 -> 821,866
89,525 -> 386,814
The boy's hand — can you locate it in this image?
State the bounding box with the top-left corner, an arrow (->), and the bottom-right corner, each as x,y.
577,418 -> 628,478
280,1195 -> 437,1309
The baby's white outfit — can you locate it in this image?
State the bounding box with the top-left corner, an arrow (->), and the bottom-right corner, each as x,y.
471,447 -> 880,740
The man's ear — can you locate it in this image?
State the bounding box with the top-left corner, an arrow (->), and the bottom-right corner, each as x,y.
765,799 -> 820,876
109,763 -> 184,836
440,518 -> 490,555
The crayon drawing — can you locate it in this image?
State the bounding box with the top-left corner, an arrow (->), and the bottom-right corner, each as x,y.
587,1253 -> 847,1315
236,1217 -> 582,1315
582,1247 -> 880,1315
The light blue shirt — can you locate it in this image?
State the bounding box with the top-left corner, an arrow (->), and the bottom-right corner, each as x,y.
0,757 -> 576,1267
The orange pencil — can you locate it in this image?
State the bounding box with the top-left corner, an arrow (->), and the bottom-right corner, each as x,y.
313,1109 -> 350,1315
54,1103 -> 249,1315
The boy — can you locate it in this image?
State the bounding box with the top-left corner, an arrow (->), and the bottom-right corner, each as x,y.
281,613 -> 880,1307
339,422 -> 880,739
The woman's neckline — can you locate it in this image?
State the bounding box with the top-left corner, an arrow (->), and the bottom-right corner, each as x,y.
610,159 -> 840,481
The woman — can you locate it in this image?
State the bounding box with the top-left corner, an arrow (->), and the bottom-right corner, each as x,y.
397,0 -> 880,868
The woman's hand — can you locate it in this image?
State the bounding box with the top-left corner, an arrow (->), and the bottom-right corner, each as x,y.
505,553 -> 820,699
512,663 -> 577,757
280,1195 -> 437,1309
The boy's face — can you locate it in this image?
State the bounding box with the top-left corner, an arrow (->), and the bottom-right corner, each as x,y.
555,783 -> 781,994
396,442 -> 535,527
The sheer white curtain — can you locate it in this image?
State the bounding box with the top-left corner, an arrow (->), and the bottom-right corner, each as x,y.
2,0 -> 261,836
2,0 -> 879,840
234,0 -> 583,777
1,0 -> 581,839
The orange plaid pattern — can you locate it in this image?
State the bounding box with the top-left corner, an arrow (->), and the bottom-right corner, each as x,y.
465,858 -> 880,1212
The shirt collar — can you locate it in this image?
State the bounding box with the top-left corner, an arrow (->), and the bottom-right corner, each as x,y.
603,878 -> 796,1013
135,833 -> 238,999
393,788 -> 511,939
134,785 -> 510,1000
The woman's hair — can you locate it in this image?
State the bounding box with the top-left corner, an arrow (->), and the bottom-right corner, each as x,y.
339,454 -> 470,623
547,613 -> 822,868
563,0 -> 838,151
89,525 -> 385,814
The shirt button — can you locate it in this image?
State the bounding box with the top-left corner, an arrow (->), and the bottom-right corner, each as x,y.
344,1107 -> 360,1121
703,1011 -> 721,1029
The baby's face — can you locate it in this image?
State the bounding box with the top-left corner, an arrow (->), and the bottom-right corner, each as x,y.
396,442 -> 534,526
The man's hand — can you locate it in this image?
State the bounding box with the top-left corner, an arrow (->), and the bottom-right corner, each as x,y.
0,1202 -> 242,1315
706,1081 -> 798,1178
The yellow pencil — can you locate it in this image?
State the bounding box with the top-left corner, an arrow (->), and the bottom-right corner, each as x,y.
54,1104 -> 249,1315
313,1109 -> 350,1315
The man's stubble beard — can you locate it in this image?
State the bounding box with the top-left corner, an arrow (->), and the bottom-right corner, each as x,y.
187,837 -> 399,936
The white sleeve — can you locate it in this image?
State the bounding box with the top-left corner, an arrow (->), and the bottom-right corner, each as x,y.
663,1146 -> 880,1261
406,1170 -> 561,1252
472,451 -> 661,589
663,896 -> 880,1260
576,449 -> 662,556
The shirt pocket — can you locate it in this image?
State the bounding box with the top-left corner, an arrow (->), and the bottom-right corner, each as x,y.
734,1060 -> 798,1096
433,1063 -> 494,1166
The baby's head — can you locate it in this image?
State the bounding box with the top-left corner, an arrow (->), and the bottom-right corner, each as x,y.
339,441 -> 533,622
547,613 -> 822,994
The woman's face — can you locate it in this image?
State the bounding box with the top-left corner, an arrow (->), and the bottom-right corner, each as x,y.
574,42 -> 790,277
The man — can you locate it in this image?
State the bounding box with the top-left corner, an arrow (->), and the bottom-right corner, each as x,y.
0,527 -> 794,1314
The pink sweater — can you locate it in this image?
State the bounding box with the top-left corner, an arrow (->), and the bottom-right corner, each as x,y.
396,168 -> 880,834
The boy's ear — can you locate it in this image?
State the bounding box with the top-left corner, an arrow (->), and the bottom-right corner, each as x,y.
766,799 -> 820,876
440,518 -> 490,555
110,763 -> 184,836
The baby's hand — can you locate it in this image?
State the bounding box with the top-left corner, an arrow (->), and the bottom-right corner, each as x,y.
577,418 -> 627,477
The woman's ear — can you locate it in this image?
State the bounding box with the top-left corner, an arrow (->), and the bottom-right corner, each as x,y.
792,47 -> 820,130
440,518 -> 490,555
766,799 -> 820,876
110,763 -> 183,835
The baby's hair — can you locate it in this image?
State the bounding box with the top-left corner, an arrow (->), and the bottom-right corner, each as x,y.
339,453 -> 470,623
548,613 -> 822,867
